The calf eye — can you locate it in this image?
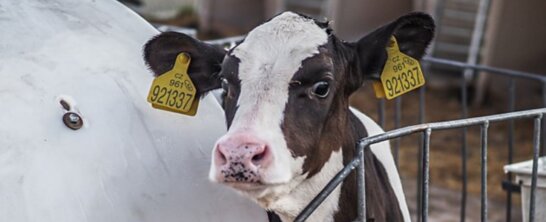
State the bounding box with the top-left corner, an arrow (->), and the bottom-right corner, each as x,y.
221,78 -> 229,92
311,81 -> 330,98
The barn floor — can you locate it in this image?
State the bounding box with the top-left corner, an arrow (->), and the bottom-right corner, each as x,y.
403,178 -> 522,221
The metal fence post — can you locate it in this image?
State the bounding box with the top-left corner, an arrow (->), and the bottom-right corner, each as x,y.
542,83 -> 546,156
529,115 -> 542,222
481,121 -> 490,222
506,79 -> 516,222
357,144 -> 366,222
422,128 -> 432,222
461,72 -> 469,222
394,97 -> 402,167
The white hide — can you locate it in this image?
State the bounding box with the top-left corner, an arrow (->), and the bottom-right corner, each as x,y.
268,150 -> 343,222
212,12 -> 328,186
0,0 -> 267,222
350,108 -> 411,222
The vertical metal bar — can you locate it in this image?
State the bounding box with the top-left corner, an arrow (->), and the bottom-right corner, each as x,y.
419,83 -> 426,125
417,63 -> 427,222
529,115 -> 542,222
394,97 -> 402,167
506,79 -> 516,222
416,63 -> 430,221
421,128 -> 432,222
417,133 -> 424,222
462,0 -> 491,219
541,82 -> 546,156
378,99 -> 386,128
481,121 -> 490,222
460,73 -> 469,222
356,144 -> 366,222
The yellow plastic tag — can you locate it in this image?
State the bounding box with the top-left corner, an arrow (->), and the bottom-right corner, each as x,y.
147,53 -> 199,116
376,36 -> 425,100
372,81 -> 386,99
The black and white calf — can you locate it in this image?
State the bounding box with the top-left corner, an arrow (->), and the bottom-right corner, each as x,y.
144,12 -> 434,222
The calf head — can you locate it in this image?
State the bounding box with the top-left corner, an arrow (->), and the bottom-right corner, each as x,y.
144,12 -> 433,208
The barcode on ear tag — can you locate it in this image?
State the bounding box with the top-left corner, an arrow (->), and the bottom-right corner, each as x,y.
147,53 -> 200,116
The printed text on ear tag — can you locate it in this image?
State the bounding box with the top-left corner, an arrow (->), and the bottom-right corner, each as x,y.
147,53 -> 199,116
379,36 -> 425,100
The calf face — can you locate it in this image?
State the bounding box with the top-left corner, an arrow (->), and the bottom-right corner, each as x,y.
144,11 -> 433,209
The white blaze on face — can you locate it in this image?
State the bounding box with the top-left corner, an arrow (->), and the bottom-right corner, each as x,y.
213,12 -> 329,185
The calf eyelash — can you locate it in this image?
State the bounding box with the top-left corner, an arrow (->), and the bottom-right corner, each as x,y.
289,80 -> 302,86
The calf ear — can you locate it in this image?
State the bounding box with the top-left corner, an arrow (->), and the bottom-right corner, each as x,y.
348,12 -> 434,92
143,32 -> 226,97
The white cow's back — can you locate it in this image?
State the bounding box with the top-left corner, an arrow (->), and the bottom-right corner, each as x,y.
0,0 -> 266,221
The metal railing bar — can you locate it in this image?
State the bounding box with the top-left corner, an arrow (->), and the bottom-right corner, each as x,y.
421,0 -> 441,216
422,57 -> 546,82
461,128 -> 468,221
506,79 -> 516,222
481,121 -> 489,222
417,70 -> 427,222
356,109 -> 546,146
417,137 -> 424,222
394,97 -> 402,167
529,115 -> 542,222
421,128 -> 432,222
461,72 -> 469,222
356,145 -> 366,221
542,83 -> 546,156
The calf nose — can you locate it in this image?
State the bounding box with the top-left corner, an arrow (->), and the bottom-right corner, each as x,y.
214,134 -> 271,183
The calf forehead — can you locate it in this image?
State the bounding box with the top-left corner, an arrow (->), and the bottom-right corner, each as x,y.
228,12 -> 329,129
232,12 -> 329,81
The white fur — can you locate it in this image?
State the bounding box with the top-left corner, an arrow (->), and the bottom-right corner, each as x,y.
211,12 -> 329,185
261,149 -> 344,222
349,107 -> 411,222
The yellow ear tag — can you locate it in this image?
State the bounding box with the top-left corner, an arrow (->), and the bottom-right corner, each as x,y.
147,53 -> 199,116
377,36 -> 426,100
372,81 -> 386,99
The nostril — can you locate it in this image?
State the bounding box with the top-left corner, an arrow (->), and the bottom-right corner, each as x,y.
252,152 -> 264,162
216,146 -> 228,166
251,147 -> 268,166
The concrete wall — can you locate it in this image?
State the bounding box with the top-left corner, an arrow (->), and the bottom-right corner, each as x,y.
325,0 -> 413,41
480,0 -> 546,107
198,0 -> 283,36
198,0 -> 414,39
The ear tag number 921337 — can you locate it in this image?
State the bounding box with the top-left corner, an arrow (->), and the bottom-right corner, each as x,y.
147,53 -> 199,116
374,36 -> 425,100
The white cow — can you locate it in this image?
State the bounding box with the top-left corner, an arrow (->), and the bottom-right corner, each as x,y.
0,0 -> 266,221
